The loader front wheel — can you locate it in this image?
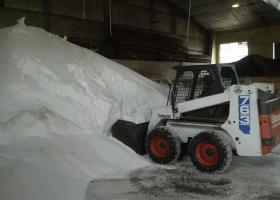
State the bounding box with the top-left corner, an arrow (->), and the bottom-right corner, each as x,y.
146,126 -> 181,164
189,132 -> 232,173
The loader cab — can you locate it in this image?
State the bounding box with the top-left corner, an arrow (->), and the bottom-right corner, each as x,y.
170,64 -> 238,121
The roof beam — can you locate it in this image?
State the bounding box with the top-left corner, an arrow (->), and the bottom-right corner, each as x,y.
159,0 -> 210,38
263,0 -> 280,11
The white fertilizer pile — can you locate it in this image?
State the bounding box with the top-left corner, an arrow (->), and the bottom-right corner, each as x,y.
0,18 -> 168,200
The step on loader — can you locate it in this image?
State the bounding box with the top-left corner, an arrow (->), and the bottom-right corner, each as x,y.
111,64 -> 280,173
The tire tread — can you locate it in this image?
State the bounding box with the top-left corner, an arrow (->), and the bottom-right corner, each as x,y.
189,131 -> 233,173
146,126 -> 181,164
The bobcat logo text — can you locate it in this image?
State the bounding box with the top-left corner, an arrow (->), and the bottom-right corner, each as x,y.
158,114 -> 171,119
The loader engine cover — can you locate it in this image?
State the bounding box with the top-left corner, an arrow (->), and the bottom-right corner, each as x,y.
258,90 -> 280,154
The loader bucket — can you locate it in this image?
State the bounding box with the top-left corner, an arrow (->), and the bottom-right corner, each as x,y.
111,120 -> 149,155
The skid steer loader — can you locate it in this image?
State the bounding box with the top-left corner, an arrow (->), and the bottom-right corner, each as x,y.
111,64 -> 280,173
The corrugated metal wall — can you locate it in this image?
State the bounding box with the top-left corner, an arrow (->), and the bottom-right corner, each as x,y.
0,0 -> 209,55
0,0 -> 210,80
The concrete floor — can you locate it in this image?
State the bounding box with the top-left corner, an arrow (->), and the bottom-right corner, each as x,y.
84,155 -> 280,200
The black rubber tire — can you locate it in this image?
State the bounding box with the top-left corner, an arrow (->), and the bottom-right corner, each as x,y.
189,131 -> 233,173
146,126 -> 181,164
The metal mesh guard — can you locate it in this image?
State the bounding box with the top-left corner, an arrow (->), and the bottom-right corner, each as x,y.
175,70 -> 214,104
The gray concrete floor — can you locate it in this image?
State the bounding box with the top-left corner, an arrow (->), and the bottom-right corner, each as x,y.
84,155 -> 280,200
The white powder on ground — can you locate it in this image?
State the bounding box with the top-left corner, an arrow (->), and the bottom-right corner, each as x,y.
0,18 -> 168,199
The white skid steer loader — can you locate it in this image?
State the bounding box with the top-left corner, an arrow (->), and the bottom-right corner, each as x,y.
112,64 -> 280,173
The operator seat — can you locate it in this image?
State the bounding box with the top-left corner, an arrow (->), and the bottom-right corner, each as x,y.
199,75 -> 214,98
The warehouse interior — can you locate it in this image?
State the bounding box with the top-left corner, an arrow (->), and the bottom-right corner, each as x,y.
1,0 -> 280,199
1,0 -> 280,79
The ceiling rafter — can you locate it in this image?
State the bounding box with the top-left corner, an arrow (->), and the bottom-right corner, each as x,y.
160,0 -> 210,37
165,0 -> 280,32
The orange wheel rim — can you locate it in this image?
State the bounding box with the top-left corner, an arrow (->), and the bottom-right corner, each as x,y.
195,141 -> 219,166
150,136 -> 169,158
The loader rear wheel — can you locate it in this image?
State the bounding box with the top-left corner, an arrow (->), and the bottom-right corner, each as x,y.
146,126 -> 181,164
189,131 -> 232,173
